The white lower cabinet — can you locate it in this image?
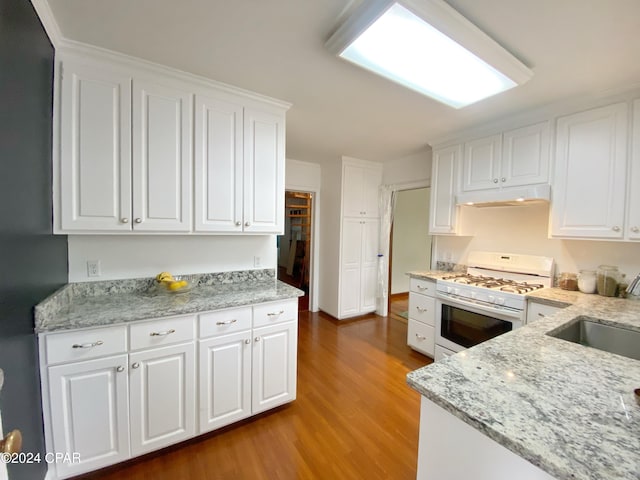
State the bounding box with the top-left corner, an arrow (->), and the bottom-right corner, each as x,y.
41,300 -> 298,479
48,354 -> 130,479
407,278 -> 436,357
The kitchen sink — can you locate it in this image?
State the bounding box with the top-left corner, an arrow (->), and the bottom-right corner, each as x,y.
548,316 -> 640,361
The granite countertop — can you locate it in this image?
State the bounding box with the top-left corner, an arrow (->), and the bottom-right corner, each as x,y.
407,294 -> 640,480
407,270 -> 457,281
35,269 -> 304,333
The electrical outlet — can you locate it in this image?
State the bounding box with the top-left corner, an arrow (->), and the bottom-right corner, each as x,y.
254,256 -> 261,267
87,260 -> 101,277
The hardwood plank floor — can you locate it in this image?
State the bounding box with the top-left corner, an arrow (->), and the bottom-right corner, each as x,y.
77,309 -> 432,480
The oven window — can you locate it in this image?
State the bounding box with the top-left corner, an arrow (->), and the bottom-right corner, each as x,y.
441,304 -> 512,348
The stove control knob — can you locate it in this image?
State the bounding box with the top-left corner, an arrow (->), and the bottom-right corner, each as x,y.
446,287 -> 453,294
453,288 -> 460,295
470,291 -> 477,299
496,297 -> 505,305
488,295 -> 495,303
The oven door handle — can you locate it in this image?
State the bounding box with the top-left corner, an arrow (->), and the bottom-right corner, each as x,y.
437,292 -> 521,319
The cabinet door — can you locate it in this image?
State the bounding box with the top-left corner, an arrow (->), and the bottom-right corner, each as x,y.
361,167 -> 382,217
198,331 -> 252,433
429,145 -> 460,234
59,61 -> 132,231
340,218 -> 363,317
243,107 -> 285,233
194,94 -> 243,232
132,79 -> 192,231
129,343 -> 195,457
48,355 -> 130,478
252,321 -> 297,414
462,134 -> 501,191
342,163 -> 382,217
359,219 -> 380,313
551,103 -> 628,238
628,99 -> 640,240
502,122 -> 550,187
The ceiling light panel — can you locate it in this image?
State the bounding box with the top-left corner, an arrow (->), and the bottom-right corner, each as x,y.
326,0 -> 533,108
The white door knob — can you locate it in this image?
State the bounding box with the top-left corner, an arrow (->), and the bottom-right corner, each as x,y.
135,218 -> 142,224
121,218 -> 129,224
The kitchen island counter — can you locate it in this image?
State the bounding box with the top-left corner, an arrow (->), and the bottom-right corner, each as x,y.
36,269 -> 304,333
407,294 -> 640,480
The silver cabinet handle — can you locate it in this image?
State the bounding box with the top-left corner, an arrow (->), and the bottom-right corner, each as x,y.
631,226 -> 639,233
216,319 -> 237,325
116,366 -> 125,373
132,362 -> 140,369
245,221 -> 250,227
612,226 -> 621,232
121,218 -> 129,224
254,337 -> 260,342
150,329 -> 176,336
135,218 -> 142,224
235,221 -> 241,226
493,178 -> 499,183
416,285 -> 428,291
537,313 -> 545,317
416,306 -> 427,313
415,333 -> 426,341
501,177 -> 506,182
72,340 -> 103,349
267,310 -> 285,317
244,339 -> 251,345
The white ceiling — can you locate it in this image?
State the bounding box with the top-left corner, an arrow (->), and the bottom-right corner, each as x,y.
45,0 -> 640,164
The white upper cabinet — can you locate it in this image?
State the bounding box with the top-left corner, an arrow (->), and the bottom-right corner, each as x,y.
242,107 -> 285,233
59,60 -> 132,232
342,162 -> 382,218
429,144 -> 461,235
132,79 -> 192,232
462,122 -> 550,192
194,94 -> 244,232
550,103 -> 628,239
627,99 -> 640,240
55,49 -> 288,234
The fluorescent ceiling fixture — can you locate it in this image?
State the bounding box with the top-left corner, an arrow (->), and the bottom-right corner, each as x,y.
326,0 -> 533,108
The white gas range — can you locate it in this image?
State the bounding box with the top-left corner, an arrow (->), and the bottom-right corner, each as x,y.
434,252 -> 554,360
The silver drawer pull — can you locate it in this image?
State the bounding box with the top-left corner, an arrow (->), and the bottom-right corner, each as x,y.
537,313 -> 546,317
150,329 -> 176,337
72,340 -> 103,349
415,333 -> 426,341
416,285 -> 427,291
267,310 -> 285,317
216,319 -> 237,326
416,306 -> 427,313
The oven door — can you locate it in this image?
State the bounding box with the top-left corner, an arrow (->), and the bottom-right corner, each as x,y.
435,296 -> 523,353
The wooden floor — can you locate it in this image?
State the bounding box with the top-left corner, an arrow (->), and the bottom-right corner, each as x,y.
78,304 -> 431,480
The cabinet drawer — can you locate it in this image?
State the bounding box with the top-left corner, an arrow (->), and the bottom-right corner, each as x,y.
130,315 -> 195,350
253,299 -> 298,328
526,301 -> 564,324
407,320 -> 434,357
410,278 -> 436,296
45,325 -> 128,365
199,306 -> 252,338
409,293 -> 436,326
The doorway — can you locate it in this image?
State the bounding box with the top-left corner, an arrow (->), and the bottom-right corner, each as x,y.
277,191 -> 313,311
388,187 -> 432,318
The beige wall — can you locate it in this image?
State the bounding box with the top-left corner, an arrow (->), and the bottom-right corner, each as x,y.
391,188 -> 432,294
434,203 -> 640,281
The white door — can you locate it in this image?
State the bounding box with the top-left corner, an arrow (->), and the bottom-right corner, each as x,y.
359,219 -> 380,312
429,145 -> 460,234
48,355 -> 130,478
628,99 -> 640,240
129,343 -> 195,457
132,79 -> 192,231
551,103 -> 628,238
501,122 -> 550,187
252,321 -> 297,414
462,134 -> 501,191
198,331 -> 252,433
59,61 -> 132,232
243,107 -> 285,233
194,94 -> 243,232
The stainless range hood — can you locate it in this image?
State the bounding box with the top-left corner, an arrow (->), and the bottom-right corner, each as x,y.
456,185 -> 550,207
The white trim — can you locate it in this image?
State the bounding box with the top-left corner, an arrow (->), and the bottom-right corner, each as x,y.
29,0 -> 64,47
387,179 -> 430,192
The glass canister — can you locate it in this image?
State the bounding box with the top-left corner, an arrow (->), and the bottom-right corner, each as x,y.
577,270 -> 597,294
558,272 -> 578,290
596,265 -> 620,297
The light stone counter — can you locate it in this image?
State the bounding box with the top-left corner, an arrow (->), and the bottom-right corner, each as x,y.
407,293 -> 640,480
35,269 -> 304,333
